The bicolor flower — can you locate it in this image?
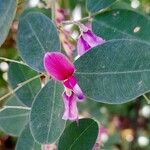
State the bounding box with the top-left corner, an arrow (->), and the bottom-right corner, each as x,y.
43,52 -> 85,121
77,24 -> 105,56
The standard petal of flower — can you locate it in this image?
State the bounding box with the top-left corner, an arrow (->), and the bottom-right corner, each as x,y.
43,52 -> 75,81
77,36 -> 91,56
62,91 -> 78,121
64,76 -> 85,101
82,30 -> 105,48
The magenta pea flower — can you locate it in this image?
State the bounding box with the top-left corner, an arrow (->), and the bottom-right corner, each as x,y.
43,52 -> 85,121
62,91 -> 78,120
77,24 -> 105,56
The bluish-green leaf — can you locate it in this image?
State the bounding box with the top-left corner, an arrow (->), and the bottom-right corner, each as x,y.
0,106 -> 30,136
86,0 -> 118,12
30,81 -> 65,144
58,118 -> 98,150
0,0 -> 17,46
111,0 -> 132,10
8,63 -> 41,107
16,12 -> 60,72
23,7 -> 51,18
75,39 -> 150,104
93,9 -> 150,43
6,95 -> 26,107
16,124 -> 41,150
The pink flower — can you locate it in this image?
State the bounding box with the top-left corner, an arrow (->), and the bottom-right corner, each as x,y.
42,144 -> 57,150
44,52 -> 75,81
42,144 -> 51,150
64,76 -> 85,100
43,52 -> 85,121
93,126 -> 108,150
77,24 -> 105,56
56,8 -> 68,24
62,91 -> 78,120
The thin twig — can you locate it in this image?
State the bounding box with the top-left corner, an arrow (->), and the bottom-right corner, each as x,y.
0,74 -> 43,102
0,106 -> 31,111
0,57 -> 27,66
51,0 -> 56,22
61,8 -> 108,25
143,94 -> 150,104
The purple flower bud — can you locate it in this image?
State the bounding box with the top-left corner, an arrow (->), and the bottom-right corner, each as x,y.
43,52 -> 75,81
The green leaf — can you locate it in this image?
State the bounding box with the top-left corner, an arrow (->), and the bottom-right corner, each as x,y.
30,81 -> 65,144
58,118 -> 98,150
6,95 -> 26,107
86,0 -> 118,12
0,0 -> 17,46
8,63 -> 41,107
92,9 -> 150,43
16,12 -> 60,72
16,124 -> 41,150
23,7 -> 51,18
75,39 -> 150,104
111,0 -> 133,10
0,106 -> 30,136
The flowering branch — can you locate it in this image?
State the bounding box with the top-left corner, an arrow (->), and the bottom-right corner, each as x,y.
61,8 -> 109,25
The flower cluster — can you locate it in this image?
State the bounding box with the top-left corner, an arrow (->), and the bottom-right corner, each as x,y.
43,24 -> 105,121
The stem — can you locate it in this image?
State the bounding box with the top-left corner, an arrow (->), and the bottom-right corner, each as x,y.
0,57 -> 27,66
0,74 -> 43,102
18,0 -> 24,6
62,8 -> 108,25
51,0 -> 56,22
143,94 -> 150,104
1,106 -> 31,111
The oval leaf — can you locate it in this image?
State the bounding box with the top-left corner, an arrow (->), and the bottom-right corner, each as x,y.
87,0 -> 117,12
93,9 -> 150,43
0,106 -> 30,136
8,63 -> 41,107
30,81 -> 65,144
16,12 -> 60,72
0,0 -> 17,46
75,39 -> 150,104
58,118 -> 98,150
6,95 -> 26,107
16,124 -> 41,150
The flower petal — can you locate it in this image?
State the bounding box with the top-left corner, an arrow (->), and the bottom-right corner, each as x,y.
64,76 -> 85,101
43,52 -> 75,81
62,91 -> 78,121
77,36 -> 91,56
82,30 -> 105,48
